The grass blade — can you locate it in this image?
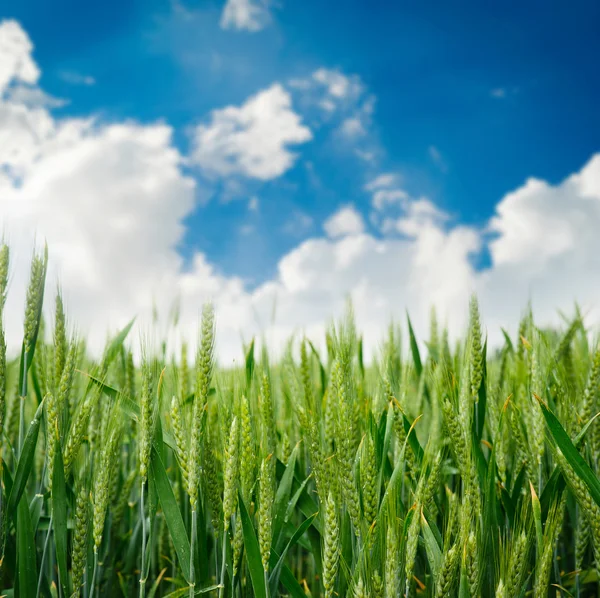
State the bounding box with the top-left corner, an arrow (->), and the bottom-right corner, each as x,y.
272,445 -> 299,547
238,492 -> 267,598
17,494 -> 37,598
150,445 -> 192,583
406,312 -> 422,377
269,513 -> 317,595
52,442 -> 69,598
537,398 -> 600,508
6,398 -> 45,519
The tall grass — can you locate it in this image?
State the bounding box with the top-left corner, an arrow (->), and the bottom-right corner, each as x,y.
1,245 -> 600,597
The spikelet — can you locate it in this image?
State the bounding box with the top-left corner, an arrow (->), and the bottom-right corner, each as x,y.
555,449 -> 600,550
529,337 -> 545,481
372,571 -> 384,598
385,518 -> 399,598
534,498 -> 565,598
232,507 -> 244,578
506,530 -> 529,596
222,415 -> 240,531
45,392 -> 59,490
360,433 -> 378,527
188,303 -> 215,509
576,510 -> 591,573
466,530 -> 481,597
64,389 -> 99,474
436,542 -> 459,597
322,492 -> 340,598
469,295 -> 483,399
333,362 -> 361,531
258,456 -> 274,571
0,243 -> 8,313
57,339 -> 77,436
54,292 -> 67,386
138,359 -> 154,484
93,427 -> 121,550
300,339 -> 314,411
126,350 -> 136,400
389,371 -> 416,471
202,431 -> 223,532
239,394 -> 255,502
353,577 -> 366,598
23,245 -> 48,357
495,579 -> 506,598
259,373 -> 275,457
442,399 -> 469,480
171,394 -> 189,489
71,482 -> 89,597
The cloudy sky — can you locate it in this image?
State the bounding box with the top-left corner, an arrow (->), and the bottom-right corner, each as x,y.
1,0 -> 600,363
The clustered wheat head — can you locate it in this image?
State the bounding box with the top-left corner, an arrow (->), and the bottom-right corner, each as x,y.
1,248 -> 600,598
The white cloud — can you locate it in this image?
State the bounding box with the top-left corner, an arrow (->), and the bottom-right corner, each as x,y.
190,83 -> 312,180
340,117 -> 365,137
324,205 -> 365,238
0,20 -> 39,94
4,19 -> 600,367
289,68 -> 377,155
489,157 -> 600,270
365,173 -> 398,191
220,0 -> 272,32
371,189 -> 409,211
59,71 -> 96,86
381,198 -> 448,237
312,68 -> 363,100
6,84 -> 67,109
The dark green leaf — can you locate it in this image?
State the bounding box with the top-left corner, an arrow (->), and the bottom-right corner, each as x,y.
273,445 -> 298,547
539,400 -> 600,508
245,337 -> 255,392
150,446 -> 191,583
6,398 -> 45,519
17,494 -> 37,598
269,513 -> 317,595
406,312 -> 422,377
238,492 -> 267,598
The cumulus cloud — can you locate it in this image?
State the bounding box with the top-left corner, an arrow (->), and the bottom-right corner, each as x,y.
0,20 -> 251,362
220,0 -> 272,32
190,83 -> 312,180
0,20 -> 39,93
324,205 -> 365,238
3,19 -> 600,366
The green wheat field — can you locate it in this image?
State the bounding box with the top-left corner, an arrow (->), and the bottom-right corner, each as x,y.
1,244 -> 600,598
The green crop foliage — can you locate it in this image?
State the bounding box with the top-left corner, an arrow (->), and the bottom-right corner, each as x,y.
1,244 -> 600,597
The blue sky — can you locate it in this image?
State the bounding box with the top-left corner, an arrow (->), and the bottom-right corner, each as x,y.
1,1 -> 600,362
5,0 -> 600,284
